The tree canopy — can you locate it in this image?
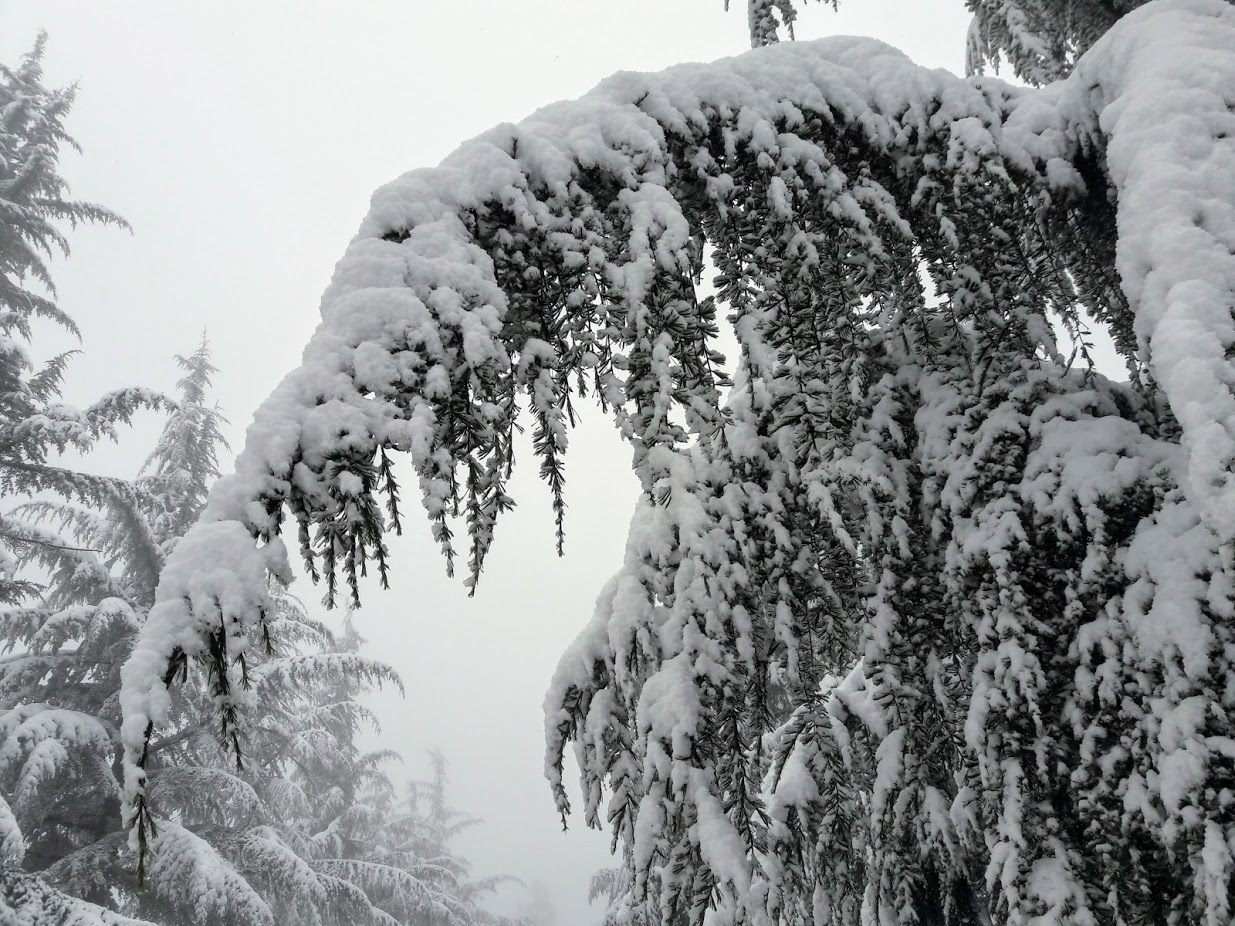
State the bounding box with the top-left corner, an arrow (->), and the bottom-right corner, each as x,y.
117,1 -> 1235,924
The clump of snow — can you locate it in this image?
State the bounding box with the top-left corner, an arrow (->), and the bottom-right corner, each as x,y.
1057,0 -> 1235,540
120,522 -> 288,835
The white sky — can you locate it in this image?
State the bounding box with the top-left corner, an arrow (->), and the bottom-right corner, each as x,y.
1,3 -> 971,922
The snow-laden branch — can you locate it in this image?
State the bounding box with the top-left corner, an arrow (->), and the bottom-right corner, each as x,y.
122,19 -> 1024,831
120,2 -> 1235,921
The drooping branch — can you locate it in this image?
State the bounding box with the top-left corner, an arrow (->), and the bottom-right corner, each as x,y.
119,5 -> 1235,919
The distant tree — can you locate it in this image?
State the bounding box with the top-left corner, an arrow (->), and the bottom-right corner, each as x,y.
518,880 -> 559,926
0,33 -> 162,607
119,2 -> 1235,925
136,337 -> 228,545
0,32 -> 159,926
355,750 -> 529,926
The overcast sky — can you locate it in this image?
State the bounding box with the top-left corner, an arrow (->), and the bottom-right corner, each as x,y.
1,3 -> 971,922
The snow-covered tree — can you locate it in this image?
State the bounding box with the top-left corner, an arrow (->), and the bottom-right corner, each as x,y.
0,343 -> 444,926
337,749 -> 530,926
0,33 -> 162,607
0,33 -> 163,926
118,1 -> 1235,924
136,338 -> 229,545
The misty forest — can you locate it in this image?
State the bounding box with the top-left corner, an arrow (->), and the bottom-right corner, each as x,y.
3,0 -> 1235,924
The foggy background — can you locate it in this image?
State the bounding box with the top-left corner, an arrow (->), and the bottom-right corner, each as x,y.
0,3 -> 970,922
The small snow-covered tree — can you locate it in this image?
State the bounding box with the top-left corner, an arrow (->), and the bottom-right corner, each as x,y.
118,1 -> 1235,924
136,337 -> 228,545
518,881 -> 559,926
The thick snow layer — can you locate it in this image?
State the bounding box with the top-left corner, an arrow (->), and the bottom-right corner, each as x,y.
0,869 -> 155,926
0,794 -> 22,865
0,705 -> 114,811
1051,0 -> 1235,539
145,821 -> 274,926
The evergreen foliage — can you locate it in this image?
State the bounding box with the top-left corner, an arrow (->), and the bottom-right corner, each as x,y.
960,0 -> 1159,83
0,33 -> 533,926
0,33 -> 163,607
329,748 -> 530,926
0,343 -> 486,925
732,0 -> 1163,81
118,1 -> 1235,925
